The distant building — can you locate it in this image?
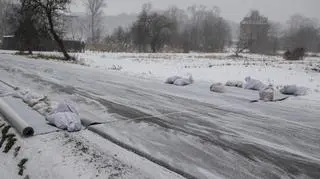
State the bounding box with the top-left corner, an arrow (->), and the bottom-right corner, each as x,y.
239,11 -> 269,53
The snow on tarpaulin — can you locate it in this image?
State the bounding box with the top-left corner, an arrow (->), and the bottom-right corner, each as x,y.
225,80 -> 244,88
165,76 -> 182,84
1,96 -> 58,136
259,85 -> 274,101
210,83 -> 226,93
173,75 -> 194,86
46,100 -> 82,132
244,76 -> 267,91
19,91 -> 46,107
11,89 -> 53,115
0,86 -> 57,136
280,85 -> 309,96
0,87 -> 82,133
165,74 -> 194,86
12,89 -> 82,132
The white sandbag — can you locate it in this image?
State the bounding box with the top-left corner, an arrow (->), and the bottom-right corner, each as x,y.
46,100 -> 81,132
12,89 -> 46,107
174,79 -> 190,86
32,101 -> 47,111
173,75 -> 194,86
259,85 -> 274,101
280,85 -> 309,96
23,92 -> 46,106
51,100 -> 79,115
165,76 -> 182,84
244,76 -> 267,91
225,80 -> 243,88
210,83 -> 226,93
32,101 -> 51,115
46,112 -> 82,132
12,89 -> 29,98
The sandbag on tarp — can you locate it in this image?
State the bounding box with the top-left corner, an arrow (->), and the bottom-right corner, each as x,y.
165,74 -> 194,86
173,75 -> 194,86
0,98 -> 34,137
17,90 -> 46,107
280,85 -> 309,96
0,89 -> 52,115
225,80 -> 244,88
259,85 -> 274,101
165,76 -> 182,84
46,100 -> 82,132
244,76 -> 267,91
210,83 -> 226,93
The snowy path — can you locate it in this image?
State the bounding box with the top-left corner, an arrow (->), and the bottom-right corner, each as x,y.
0,116 -> 183,179
0,54 -> 320,179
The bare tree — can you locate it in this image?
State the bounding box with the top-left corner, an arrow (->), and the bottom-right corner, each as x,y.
268,22 -> 282,55
65,15 -> 85,41
149,13 -> 175,52
131,4 -> 176,53
83,0 -> 106,44
131,3 -> 152,52
0,0 -> 8,37
14,0 -> 43,54
184,5 -> 231,52
105,4 -> 231,53
284,14 -> 320,52
104,26 -> 132,51
0,0 -> 15,37
234,40 -> 250,57
25,0 -> 72,60
164,6 -> 187,49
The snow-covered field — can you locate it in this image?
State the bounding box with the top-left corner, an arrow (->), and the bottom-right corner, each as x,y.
2,50 -> 319,94
79,51 -> 320,94
0,50 -> 320,179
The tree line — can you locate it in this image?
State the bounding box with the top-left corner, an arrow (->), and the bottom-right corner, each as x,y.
0,0 -> 320,57
0,0 -> 74,60
104,4 -> 232,53
104,6 -> 320,54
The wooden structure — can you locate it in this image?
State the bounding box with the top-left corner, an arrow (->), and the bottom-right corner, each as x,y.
1,36 -> 85,52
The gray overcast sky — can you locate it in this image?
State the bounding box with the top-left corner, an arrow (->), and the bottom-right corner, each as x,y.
71,0 -> 319,22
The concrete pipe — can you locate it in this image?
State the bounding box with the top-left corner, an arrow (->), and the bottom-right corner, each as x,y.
0,98 -> 34,137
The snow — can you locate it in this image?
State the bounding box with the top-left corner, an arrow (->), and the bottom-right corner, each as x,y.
0,51 -> 320,178
0,116 -> 183,179
259,85 -> 274,101
75,52 -> 320,93
173,75 -> 193,86
280,85 -> 309,96
210,83 -> 226,93
165,76 -> 182,84
244,76 -> 267,91
225,80 -> 243,88
0,50 -> 319,94
46,100 -> 82,132
1,87 -> 81,132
